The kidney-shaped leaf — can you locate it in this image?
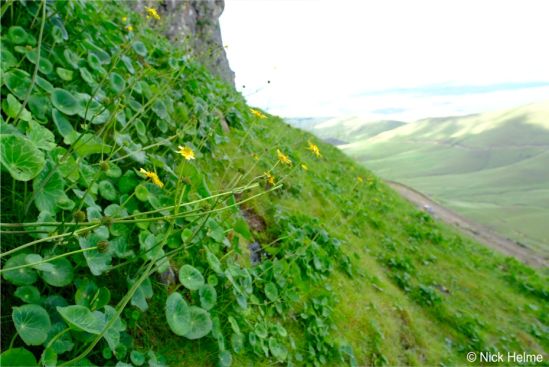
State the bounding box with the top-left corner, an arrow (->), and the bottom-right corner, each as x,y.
51,88 -> 80,116
0,348 -> 38,367
165,292 -> 191,336
2,253 -> 38,286
178,265 -> 204,290
39,257 -> 74,287
12,304 -> 51,346
199,285 -> 217,311
183,306 -> 212,340
3,69 -> 32,99
57,305 -> 104,334
0,134 -> 45,182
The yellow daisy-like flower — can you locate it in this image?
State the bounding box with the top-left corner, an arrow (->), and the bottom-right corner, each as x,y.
307,141 -> 321,157
122,16 -> 128,23
125,25 -> 134,32
177,146 -> 195,161
145,6 -> 161,20
264,172 -> 275,185
250,108 -> 267,119
357,176 -> 364,183
301,163 -> 308,171
277,149 -> 292,165
139,168 -> 164,188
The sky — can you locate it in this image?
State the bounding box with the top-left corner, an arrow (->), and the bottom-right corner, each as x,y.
220,0 -> 549,121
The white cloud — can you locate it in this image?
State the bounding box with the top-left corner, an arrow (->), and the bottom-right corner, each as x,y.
220,0 -> 549,118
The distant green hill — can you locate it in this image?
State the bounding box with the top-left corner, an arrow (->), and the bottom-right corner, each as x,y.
299,116 -> 405,144
340,102 -> 549,254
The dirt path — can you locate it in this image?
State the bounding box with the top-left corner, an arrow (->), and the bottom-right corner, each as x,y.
387,181 -> 548,268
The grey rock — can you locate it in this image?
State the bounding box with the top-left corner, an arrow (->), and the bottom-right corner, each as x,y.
127,0 -> 235,86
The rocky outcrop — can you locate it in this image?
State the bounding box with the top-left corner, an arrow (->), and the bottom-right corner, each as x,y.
131,0 -> 235,86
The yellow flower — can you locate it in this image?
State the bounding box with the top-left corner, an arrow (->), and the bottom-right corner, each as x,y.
277,149 -> 292,165
301,163 -> 308,171
357,176 -> 364,183
145,6 -> 161,20
252,153 -> 260,161
122,16 -> 128,23
139,168 -> 164,188
307,141 -> 321,157
177,146 -> 195,161
264,172 -> 275,185
250,108 -> 267,119
125,25 -> 134,32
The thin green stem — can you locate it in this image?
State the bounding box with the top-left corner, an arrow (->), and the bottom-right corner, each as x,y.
0,246 -> 98,274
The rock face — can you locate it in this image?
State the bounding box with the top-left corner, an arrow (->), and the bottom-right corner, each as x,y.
132,0 -> 235,86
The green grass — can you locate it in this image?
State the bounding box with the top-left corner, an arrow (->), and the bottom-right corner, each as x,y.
1,2 -> 548,367
334,102 -> 549,255
141,118 -> 549,365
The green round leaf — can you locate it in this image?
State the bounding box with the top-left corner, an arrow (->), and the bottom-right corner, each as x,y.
12,304 -> 51,346
1,48 -> 18,70
15,286 -> 41,304
206,250 -> 223,274
87,52 -> 102,72
165,292 -> 191,336
207,274 -> 218,287
2,253 -> 38,286
0,348 -> 38,367
219,350 -> 232,367
228,316 -> 241,334
264,282 -> 279,302
183,306 -> 212,340
25,49 -> 53,74
231,333 -> 244,354
52,109 -> 77,143
35,75 -> 54,93
255,322 -> 268,339
178,265 -> 205,290
51,88 -> 79,116
39,258 -> 74,287
56,305 -> 104,334
132,41 -> 147,57
56,67 -> 74,81
130,351 -> 145,366
4,69 -> 32,99
28,95 -> 51,121
134,184 -> 149,202
64,49 -> 80,69
76,93 -> 109,124
8,26 -> 29,44
268,337 -> 288,361
109,72 -> 125,94
199,284 -> 217,310
2,94 -> 32,121
118,171 -> 138,194
79,67 -> 96,86
99,180 -> 117,201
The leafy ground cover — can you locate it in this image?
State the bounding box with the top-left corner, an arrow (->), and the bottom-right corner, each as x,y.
1,1 -> 548,367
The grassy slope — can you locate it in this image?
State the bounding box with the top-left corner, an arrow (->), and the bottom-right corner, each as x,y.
143,118 -> 549,366
1,2 -> 548,366
340,102 -> 549,254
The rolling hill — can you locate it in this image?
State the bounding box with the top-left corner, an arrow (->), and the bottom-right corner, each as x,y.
339,102 -> 549,255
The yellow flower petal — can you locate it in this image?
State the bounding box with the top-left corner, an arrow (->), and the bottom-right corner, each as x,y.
277,149 -> 292,165
307,141 -> 321,157
177,146 -> 195,161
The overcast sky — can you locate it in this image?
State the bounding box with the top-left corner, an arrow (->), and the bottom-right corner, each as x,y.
220,0 -> 549,121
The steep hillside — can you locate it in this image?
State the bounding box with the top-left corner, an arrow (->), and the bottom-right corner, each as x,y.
1,2 -> 548,367
341,102 -> 549,254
